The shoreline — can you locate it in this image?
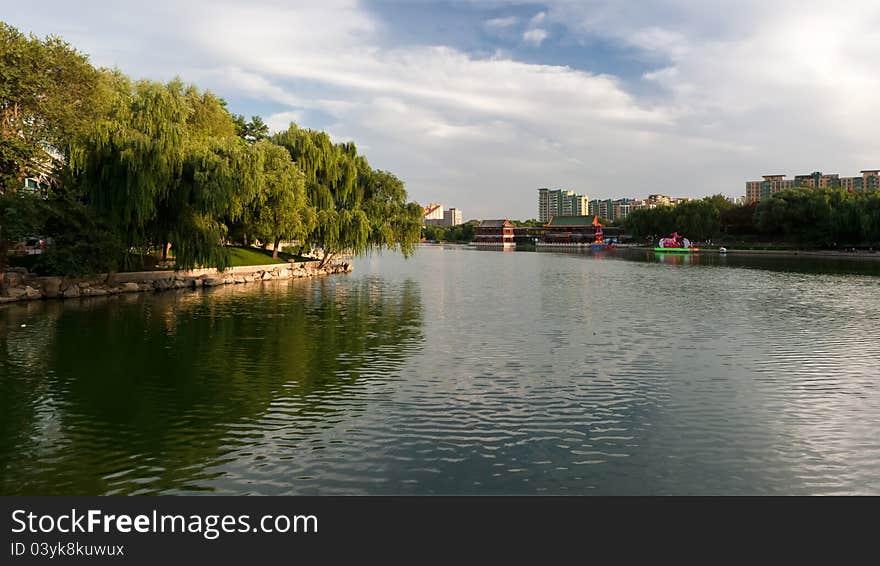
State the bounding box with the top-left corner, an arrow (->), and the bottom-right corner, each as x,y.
424,241 -> 880,262
628,246 -> 880,261
0,260 -> 353,304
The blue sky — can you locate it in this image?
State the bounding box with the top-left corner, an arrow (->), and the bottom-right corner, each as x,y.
4,1 -> 880,219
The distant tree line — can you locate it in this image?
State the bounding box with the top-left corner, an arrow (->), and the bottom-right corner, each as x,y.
623,190 -> 880,248
0,22 -> 422,275
422,222 -> 477,243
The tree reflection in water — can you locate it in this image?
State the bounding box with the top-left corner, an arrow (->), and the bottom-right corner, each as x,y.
0,276 -> 423,494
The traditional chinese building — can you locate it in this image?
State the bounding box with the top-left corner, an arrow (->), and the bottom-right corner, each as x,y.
540,215 -> 619,244
475,219 -> 515,248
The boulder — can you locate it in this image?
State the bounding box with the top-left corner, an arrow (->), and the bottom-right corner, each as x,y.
121,282 -> 139,293
202,277 -> 224,287
24,286 -> 42,299
62,285 -> 81,298
3,271 -> 24,288
41,277 -> 63,298
4,286 -> 27,300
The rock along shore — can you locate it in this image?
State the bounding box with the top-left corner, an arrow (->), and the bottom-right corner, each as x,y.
0,260 -> 353,304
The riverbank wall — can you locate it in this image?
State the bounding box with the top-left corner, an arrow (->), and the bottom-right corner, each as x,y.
0,260 -> 353,304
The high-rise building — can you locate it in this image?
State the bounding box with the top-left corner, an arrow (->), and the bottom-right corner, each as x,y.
538,188 -> 550,222
587,198 -> 636,221
443,208 -> 463,226
745,175 -> 795,203
423,203 -> 444,221
538,188 -> 589,222
794,172 -> 839,189
424,203 -> 463,226
862,170 -> 880,191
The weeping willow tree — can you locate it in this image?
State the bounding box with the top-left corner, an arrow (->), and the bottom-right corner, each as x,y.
3,22 -> 421,276
169,135 -> 260,269
272,124 -> 422,265
71,75 -> 257,269
362,168 -> 423,258
245,140 -> 316,257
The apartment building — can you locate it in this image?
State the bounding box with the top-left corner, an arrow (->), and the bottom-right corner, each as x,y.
538,188 -> 589,222
745,169 -> 880,202
443,207 -> 463,226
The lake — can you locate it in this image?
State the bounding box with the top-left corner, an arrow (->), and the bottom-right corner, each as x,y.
2,246 -> 879,495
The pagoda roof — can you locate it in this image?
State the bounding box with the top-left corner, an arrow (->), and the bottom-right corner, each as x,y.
545,215 -> 600,227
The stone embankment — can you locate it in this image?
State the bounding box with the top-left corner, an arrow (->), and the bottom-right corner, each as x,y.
0,261 -> 352,304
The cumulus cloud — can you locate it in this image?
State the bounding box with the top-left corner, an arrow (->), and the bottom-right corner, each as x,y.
522,28 -> 548,46
7,0 -> 880,218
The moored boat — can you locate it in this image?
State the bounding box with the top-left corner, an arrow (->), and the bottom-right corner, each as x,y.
654,232 -> 698,253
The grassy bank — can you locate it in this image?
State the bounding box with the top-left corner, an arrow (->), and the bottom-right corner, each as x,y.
226,247 -> 313,266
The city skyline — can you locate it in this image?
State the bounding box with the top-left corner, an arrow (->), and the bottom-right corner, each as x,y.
7,1 -> 880,219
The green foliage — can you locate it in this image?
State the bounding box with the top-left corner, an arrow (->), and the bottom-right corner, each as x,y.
623,196 -> 727,241
1,22 -> 103,192
272,125 -> 422,264
363,170 -> 422,257
0,191 -> 39,242
244,140 -> 316,257
622,206 -> 677,241
233,114 -> 269,142
72,76 -> 257,270
0,22 -> 435,275
755,188 -> 880,247
422,221 -> 476,243
623,190 -> 880,248
720,202 -> 757,235
34,195 -> 122,276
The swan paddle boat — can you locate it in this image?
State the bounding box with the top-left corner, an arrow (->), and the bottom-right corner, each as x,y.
654,232 -> 698,253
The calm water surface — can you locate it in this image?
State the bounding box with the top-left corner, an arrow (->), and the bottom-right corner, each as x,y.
2,247 -> 879,494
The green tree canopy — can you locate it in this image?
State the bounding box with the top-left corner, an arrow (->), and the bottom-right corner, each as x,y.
272,124 -> 421,265
71,76 -> 258,269
1,22 -> 105,267
246,140 -> 316,257
233,114 -> 270,143
1,22 -> 102,191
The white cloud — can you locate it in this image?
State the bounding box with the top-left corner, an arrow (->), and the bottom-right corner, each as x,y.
522,28 -> 548,46
485,16 -> 519,29
265,110 -> 304,133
